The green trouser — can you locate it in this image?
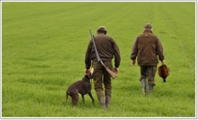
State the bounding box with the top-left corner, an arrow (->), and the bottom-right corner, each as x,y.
92,61 -> 112,108
140,66 -> 157,94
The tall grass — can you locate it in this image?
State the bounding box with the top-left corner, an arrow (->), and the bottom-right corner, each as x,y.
2,2 -> 195,117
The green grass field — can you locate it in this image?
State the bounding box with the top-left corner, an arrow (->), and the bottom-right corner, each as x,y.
2,2 -> 195,117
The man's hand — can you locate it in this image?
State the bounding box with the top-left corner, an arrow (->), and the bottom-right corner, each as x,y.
162,60 -> 166,65
84,69 -> 90,75
114,68 -> 119,74
131,60 -> 136,66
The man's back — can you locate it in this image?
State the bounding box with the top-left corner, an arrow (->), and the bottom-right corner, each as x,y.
131,30 -> 164,66
137,32 -> 159,66
94,34 -> 115,61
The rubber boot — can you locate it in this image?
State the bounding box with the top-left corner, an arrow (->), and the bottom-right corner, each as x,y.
141,78 -> 146,95
96,90 -> 106,109
148,85 -> 154,94
105,89 -> 111,107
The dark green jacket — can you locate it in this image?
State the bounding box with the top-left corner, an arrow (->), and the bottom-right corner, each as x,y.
130,30 -> 164,66
85,34 -> 121,69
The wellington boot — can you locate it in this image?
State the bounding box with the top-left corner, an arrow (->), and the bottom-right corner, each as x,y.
141,79 -> 146,95
96,90 -> 106,109
105,89 -> 112,107
148,85 -> 154,94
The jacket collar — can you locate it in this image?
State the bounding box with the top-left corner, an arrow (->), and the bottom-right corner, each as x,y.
143,29 -> 153,34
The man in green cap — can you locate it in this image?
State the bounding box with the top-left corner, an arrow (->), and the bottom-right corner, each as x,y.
130,23 -> 165,94
85,26 -> 121,108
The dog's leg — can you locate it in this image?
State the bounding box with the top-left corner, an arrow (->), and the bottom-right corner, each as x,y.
88,92 -> 95,106
72,93 -> 79,107
81,94 -> 85,103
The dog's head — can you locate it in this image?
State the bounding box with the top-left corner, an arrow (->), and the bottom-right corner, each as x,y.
84,73 -> 93,79
84,68 -> 94,79
82,74 -> 92,82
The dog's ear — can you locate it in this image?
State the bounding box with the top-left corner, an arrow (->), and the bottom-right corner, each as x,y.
84,74 -> 89,78
85,72 -> 91,79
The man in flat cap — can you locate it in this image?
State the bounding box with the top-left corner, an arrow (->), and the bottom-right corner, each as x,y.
130,23 -> 165,94
85,26 -> 121,108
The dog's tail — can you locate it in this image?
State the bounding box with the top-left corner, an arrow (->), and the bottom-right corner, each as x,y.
62,91 -> 69,105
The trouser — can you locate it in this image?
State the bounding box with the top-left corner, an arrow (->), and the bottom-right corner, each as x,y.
92,61 -> 112,91
140,66 -> 157,94
92,61 -> 113,108
140,66 -> 157,85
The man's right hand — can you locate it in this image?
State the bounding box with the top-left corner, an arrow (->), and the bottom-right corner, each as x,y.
132,60 -> 136,66
84,69 -> 90,75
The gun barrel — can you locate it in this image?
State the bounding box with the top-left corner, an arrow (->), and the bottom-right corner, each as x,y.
90,29 -> 101,62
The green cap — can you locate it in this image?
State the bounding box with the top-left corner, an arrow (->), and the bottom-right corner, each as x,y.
144,23 -> 152,28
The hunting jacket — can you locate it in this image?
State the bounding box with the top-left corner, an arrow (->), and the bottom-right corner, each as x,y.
85,34 -> 121,69
130,30 -> 164,66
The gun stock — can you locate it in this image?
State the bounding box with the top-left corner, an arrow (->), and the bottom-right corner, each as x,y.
105,66 -> 117,79
100,61 -> 117,79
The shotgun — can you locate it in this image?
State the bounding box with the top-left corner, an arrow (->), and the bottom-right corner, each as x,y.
89,29 -> 117,79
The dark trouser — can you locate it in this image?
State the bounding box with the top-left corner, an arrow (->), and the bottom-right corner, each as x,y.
140,66 -> 157,94
92,61 -> 112,91
140,66 -> 157,85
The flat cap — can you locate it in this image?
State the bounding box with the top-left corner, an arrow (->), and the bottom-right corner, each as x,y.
97,26 -> 107,32
144,23 -> 152,28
